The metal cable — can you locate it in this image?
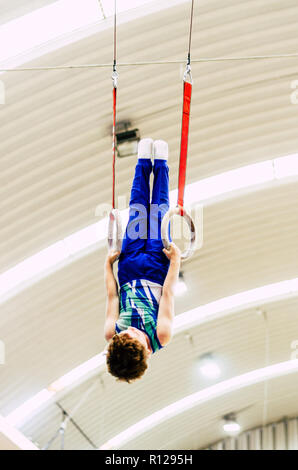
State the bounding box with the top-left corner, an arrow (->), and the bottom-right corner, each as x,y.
261,309 -> 270,427
187,0 -> 195,65
111,0 -> 118,209
113,0 -> 117,71
42,380 -> 99,450
1,53 -> 298,72
98,0 -> 106,20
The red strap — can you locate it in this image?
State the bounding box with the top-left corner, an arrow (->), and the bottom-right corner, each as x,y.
112,85 -> 117,209
177,81 -> 192,211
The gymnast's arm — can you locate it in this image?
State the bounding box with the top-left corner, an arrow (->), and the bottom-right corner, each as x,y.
104,251 -> 120,342
157,243 -> 181,346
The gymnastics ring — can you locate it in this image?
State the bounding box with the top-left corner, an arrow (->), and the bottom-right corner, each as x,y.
108,209 -> 123,254
161,206 -> 196,261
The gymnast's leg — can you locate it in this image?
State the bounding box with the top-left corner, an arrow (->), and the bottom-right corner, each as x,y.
118,138 -> 153,286
146,140 -> 171,284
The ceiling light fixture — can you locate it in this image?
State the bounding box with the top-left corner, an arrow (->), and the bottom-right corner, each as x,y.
222,413 -> 241,436
115,121 -> 140,158
199,353 -> 222,380
174,272 -> 188,296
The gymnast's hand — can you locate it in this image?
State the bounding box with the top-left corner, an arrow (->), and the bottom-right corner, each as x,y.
106,250 -> 120,265
162,242 -> 181,262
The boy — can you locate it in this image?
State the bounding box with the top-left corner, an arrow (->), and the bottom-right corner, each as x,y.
104,138 -> 181,382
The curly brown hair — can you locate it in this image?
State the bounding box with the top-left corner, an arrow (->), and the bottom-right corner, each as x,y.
106,333 -> 148,383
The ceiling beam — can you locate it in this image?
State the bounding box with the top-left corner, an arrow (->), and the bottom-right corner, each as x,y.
100,359 -> 298,450
0,415 -> 38,450
6,277 -> 298,428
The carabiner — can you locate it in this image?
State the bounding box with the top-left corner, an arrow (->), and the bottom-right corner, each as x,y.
183,63 -> 193,84
112,69 -> 119,88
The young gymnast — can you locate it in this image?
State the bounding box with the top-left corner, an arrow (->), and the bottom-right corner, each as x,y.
104,138 -> 181,382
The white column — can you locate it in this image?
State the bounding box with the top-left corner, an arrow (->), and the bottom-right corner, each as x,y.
288,418 -> 298,450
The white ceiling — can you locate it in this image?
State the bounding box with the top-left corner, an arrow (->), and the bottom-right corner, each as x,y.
0,0 -> 298,450
0,0 -> 57,25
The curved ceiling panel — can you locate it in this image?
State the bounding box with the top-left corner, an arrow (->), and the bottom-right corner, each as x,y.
1,0 -> 298,450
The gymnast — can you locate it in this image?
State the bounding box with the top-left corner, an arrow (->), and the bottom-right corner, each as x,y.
104,138 -> 181,382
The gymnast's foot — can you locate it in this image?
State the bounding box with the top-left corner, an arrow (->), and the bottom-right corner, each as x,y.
138,138 -> 153,160
153,140 -> 168,161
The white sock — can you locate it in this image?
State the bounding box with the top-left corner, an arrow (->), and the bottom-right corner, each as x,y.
153,140 -> 168,160
138,138 -> 153,159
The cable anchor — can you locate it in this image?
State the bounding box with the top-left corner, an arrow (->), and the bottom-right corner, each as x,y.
112,67 -> 118,88
183,62 -> 193,84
